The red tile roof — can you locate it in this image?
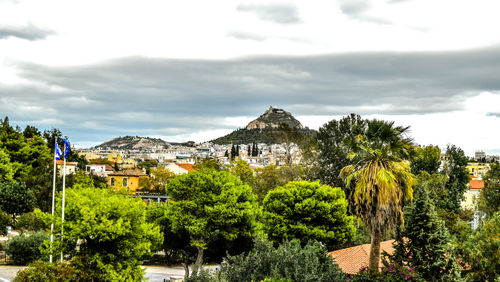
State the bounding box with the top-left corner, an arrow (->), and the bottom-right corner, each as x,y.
468,180 -> 484,189
328,240 -> 395,274
56,160 -> 78,166
177,163 -> 195,172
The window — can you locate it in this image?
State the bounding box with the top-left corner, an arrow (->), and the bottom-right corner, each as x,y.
110,177 -> 115,186
122,177 -> 128,187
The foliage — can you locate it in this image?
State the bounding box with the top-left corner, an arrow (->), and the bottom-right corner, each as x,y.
185,267 -> 216,282
194,158 -> 223,171
13,261 -> 84,282
0,208 -> 11,235
263,181 -> 355,249
137,159 -> 158,175
352,265 -> 423,282
212,127 -> 316,145
5,231 -> 49,265
442,145 -> 470,213
15,210 -> 47,232
317,114 -> 366,202
340,119 -> 415,271
139,165 -> 176,192
166,169 -> 259,273
218,238 -> 346,282
411,145 -> 441,175
0,147 -> 15,182
385,183 -> 459,280
0,181 -> 36,220
460,211 -> 500,281
230,158 -> 255,186
46,186 -> 162,281
253,164 -> 285,203
479,163 -> 500,216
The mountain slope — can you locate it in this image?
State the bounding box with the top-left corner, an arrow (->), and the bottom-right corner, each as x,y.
95,136 -> 170,150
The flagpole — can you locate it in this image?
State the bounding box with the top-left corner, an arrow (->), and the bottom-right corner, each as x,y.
60,142 -> 67,263
49,139 -> 58,263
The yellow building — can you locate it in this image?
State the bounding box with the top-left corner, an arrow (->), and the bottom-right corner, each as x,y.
461,180 -> 484,210
107,153 -> 123,164
108,169 -> 148,193
467,162 -> 490,180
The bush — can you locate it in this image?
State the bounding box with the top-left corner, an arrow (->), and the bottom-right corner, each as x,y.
185,268 -> 216,282
0,208 -> 11,235
351,265 -> 424,282
15,210 -> 46,232
218,238 -> 345,282
5,231 -> 49,265
14,261 -> 84,282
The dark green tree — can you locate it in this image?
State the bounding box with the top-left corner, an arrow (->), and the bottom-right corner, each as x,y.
479,163 -> 500,216
0,181 -> 35,221
263,181 -> 355,249
387,182 -> 459,280
411,145 -> 441,175
22,125 -> 41,138
230,144 -> 236,160
442,145 -> 470,213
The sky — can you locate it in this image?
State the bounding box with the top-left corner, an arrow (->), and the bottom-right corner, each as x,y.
1,0 -> 499,156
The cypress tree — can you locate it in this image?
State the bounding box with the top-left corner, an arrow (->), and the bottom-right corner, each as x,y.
388,182 -> 459,280
236,145 -> 240,157
230,145 -> 236,160
247,145 -> 251,156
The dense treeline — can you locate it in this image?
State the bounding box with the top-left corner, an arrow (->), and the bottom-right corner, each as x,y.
1,115 -> 498,281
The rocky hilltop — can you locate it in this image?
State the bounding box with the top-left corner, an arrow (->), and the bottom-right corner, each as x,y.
246,106 -> 304,130
94,136 -> 170,150
212,106 -> 315,145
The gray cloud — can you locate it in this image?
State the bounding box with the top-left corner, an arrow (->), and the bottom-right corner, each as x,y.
0,23 -> 54,41
236,4 -> 300,24
338,0 -> 392,25
2,46 -> 500,143
226,31 -> 266,41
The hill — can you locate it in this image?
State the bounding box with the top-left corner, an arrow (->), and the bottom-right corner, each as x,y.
212,106 -> 316,144
94,136 -> 170,150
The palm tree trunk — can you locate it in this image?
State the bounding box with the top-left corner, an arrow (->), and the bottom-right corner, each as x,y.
369,231 -> 382,271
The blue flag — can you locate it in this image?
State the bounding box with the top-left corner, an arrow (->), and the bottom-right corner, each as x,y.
63,139 -> 71,159
55,143 -> 63,160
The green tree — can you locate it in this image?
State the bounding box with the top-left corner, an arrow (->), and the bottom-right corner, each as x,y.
219,238 -> 346,282
137,159 -> 158,175
47,186 -> 162,281
0,147 -> 15,182
0,181 -> 35,221
411,145 -> 441,175
386,182 -> 458,280
166,169 -> 259,274
263,181 -> 355,249
230,158 -> 255,186
461,211 -> 500,281
5,231 -> 49,265
139,165 -> 176,192
194,158 -> 223,171
340,119 -> 415,271
253,164 -> 283,203
442,145 -> 470,213
22,125 -> 41,138
479,163 -> 500,216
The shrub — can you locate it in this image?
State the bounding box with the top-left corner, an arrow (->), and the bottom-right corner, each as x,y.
14,261 -> 84,282
218,238 -> 345,282
0,208 -> 11,235
185,268 -> 216,282
351,265 -> 424,282
5,231 -> 49,265
15,210 -> 46,232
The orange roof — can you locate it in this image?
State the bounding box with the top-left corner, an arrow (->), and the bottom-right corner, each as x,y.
468,180 -> 484,189
328,240 -> 395,274
56,160 -> 78,166
177,163 -> 195,172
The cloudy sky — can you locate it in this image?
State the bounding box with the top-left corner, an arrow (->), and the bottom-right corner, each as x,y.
1,0 -> 500,155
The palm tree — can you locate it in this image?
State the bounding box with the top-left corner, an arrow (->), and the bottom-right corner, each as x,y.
340,119 -> 415,271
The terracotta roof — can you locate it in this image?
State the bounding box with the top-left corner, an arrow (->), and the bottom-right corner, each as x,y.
468,180 -> 484,189
108,168 -> 147,177
177,163 -> 195,172
56,160 -> 78,166
328,240 -> 395,274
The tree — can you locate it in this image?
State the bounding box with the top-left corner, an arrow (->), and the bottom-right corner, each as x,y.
137,159 -> 158,175
22,125 -> 41,138
340,119 -> 415,271
317,114 -> 366,213
253,164 -> 284,203
263,181 -> 355,249
194,158 -> 223,171
165,169 -> 259,274
0,148 -> 15,182
139,165 -> 176,192
218,238 -> 346,282
47,186 -> 162,281
461,211 -> 500,281
411,145 -> 441,175
5,231 -> 49,265
0,181 -> 35,221
442,145 -> 470,213
230,158 -> 255,186
479,163 -> 500,216
386,182 -> 458,280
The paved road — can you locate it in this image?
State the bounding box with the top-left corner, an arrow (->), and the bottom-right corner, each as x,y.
0,265 -> 215,282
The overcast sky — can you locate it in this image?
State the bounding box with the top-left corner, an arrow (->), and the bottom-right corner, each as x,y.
1,0 -> 499,155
